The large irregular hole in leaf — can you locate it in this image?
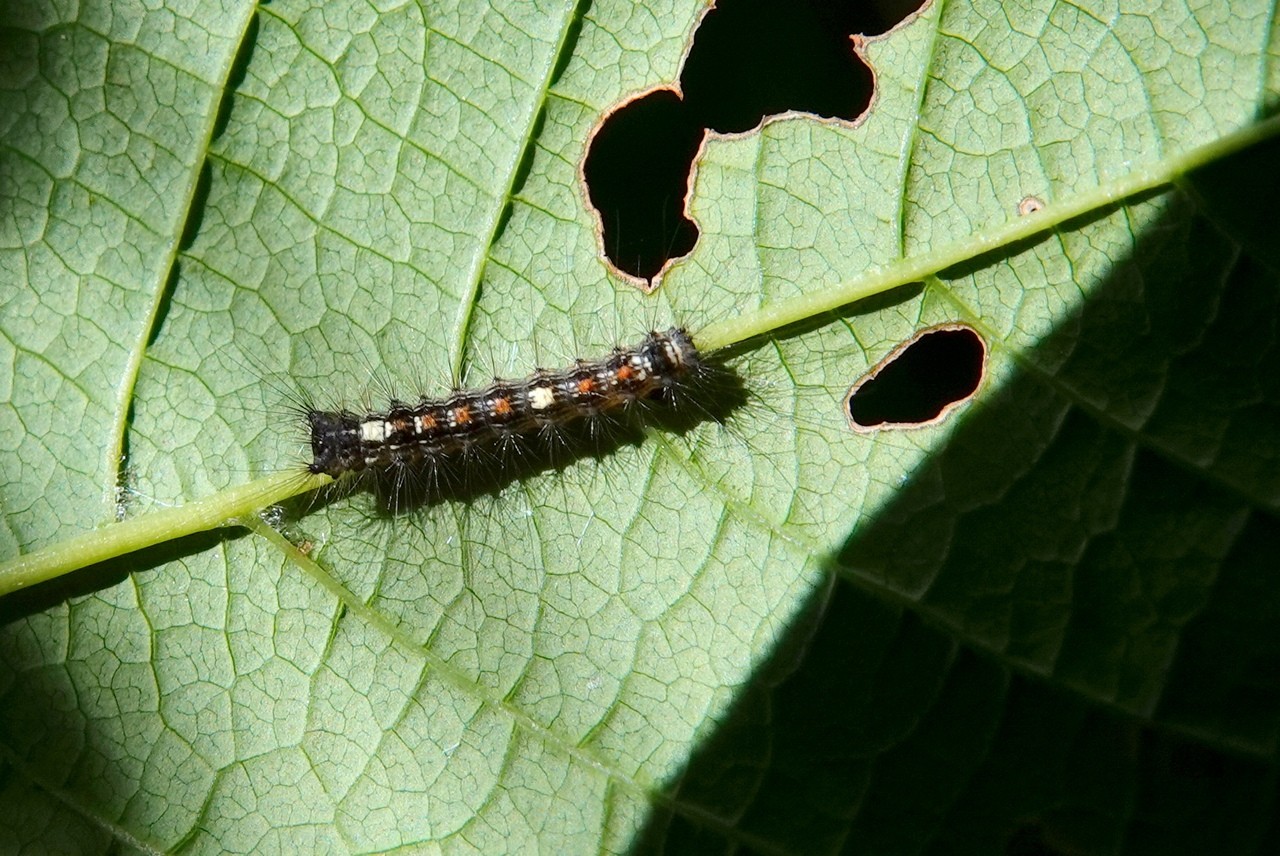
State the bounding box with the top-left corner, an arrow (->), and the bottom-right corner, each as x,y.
581,90 -> 704,286
846,325 -> 987,429
582,0 -> 928,289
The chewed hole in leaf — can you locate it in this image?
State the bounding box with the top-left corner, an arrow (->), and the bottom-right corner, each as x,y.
581,89 -> 703,288
1018,195 -> 1048,216
582,0 -> 928,289
845,325 -> 986,430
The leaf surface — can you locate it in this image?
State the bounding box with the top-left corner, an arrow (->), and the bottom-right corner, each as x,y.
2,0 -> 1278,852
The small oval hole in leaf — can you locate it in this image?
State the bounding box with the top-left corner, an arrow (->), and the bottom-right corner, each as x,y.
845,325 -> 986,430
1017,195 -> 1047,216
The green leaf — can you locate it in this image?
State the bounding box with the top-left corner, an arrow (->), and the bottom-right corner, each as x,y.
2,0 -> 1279,852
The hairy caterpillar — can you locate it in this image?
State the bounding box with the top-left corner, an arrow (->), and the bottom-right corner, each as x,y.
278,327 -> 747,512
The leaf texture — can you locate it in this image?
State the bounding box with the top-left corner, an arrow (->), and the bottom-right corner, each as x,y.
1,0 -> 1278,852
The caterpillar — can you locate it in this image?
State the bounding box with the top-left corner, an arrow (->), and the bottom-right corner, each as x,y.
289,327 -> 745,509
